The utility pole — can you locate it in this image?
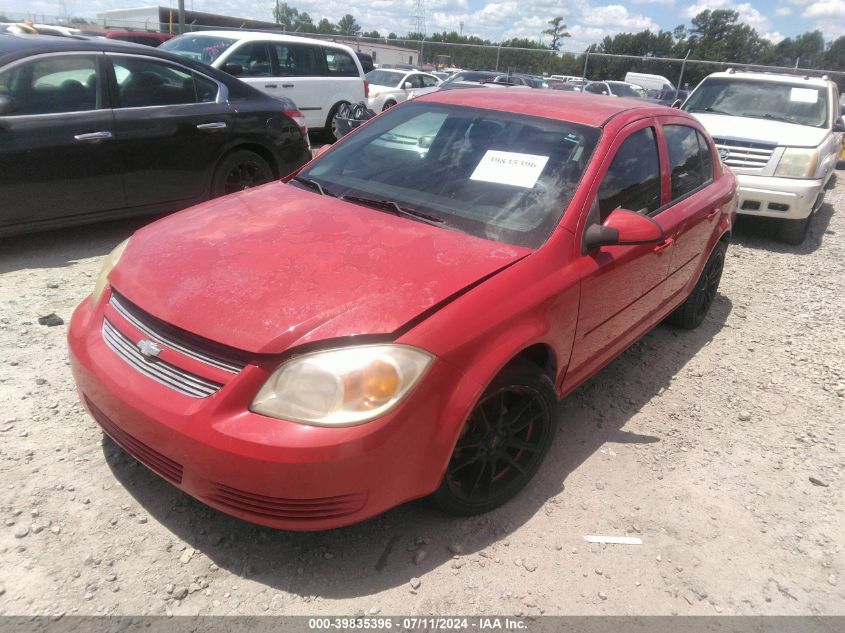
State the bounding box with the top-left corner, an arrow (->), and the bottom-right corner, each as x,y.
411,0 -> 426,64
676,49 -> 691,101
178,0 -> 185,34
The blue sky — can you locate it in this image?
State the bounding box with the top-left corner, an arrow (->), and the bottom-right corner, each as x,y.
4,0 -> 845,47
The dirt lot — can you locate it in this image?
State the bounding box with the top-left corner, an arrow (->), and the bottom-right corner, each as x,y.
0,180 -> 843,618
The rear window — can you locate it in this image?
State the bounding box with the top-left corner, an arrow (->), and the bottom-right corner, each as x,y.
366,70 -> 403,87
160,35 -> 236,65
323,48 -> 358,77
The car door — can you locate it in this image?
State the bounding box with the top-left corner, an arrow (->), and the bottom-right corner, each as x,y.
107,53 -> 233,207
268,42 -> 326,129
655,119 -> 731,301
564,121 -> 673,389
0,52 -> 124,229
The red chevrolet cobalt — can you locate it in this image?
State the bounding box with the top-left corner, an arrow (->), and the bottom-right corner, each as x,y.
68,90 -> 737,530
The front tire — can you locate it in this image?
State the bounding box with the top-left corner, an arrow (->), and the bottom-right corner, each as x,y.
382,100 -> 396,112
430,361 -> 557,516
211,150 -> 274,198
777,214 -> 811,245
666,242 -> 726,330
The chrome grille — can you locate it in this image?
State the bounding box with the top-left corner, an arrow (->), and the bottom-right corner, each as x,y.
109,293 -> 245,374
712,137 -> 776,171
101,319 -> 223,398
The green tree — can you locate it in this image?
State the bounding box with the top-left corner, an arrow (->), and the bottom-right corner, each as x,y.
272,2 -> 314,32
543,16 -> 569,51
361,30 -> 381,39
316,18 -> 337,35
337,14 -> 361,37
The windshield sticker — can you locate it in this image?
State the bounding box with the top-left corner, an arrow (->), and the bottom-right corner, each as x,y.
790,87 -> 819,104
470,151 -> 550,188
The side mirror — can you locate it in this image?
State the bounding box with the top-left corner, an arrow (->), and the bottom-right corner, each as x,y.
403,82 -> 413,89
671,99 -> 683,109
222,63 -> 243,76
0,94 -> 18,116
833,117 -> 845,133
584,208 -> 665,250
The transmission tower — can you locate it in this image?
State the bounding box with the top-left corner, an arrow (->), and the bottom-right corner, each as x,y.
411,0 -> 426,37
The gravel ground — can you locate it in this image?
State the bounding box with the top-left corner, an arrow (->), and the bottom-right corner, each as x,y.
0,178 -> 843,617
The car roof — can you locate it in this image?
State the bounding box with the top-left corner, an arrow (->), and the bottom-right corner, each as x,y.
418,88 -> 674,127
181,30 -> 353,52
706,71 -> 832,88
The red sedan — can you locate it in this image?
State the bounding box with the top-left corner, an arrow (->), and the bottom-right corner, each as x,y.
68,90 -> 737,530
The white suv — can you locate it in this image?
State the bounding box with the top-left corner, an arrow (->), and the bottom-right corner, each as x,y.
683,70 -> 843,244
162,32 -> 366,142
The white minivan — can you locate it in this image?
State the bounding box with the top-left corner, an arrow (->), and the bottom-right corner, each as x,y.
162,31 -> 366,141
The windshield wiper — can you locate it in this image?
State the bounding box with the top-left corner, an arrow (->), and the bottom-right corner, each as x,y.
292,175 -> 335,197
746,113 -> 797,124
340,195 -> 445,226
687,106 -> 735,116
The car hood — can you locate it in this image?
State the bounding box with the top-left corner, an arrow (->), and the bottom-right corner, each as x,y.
110,183 -> 530,354
690,113 -> 830,147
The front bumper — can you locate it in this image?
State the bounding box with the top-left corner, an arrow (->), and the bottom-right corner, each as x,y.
735,173 -> 825,220
68,292 -> 467,530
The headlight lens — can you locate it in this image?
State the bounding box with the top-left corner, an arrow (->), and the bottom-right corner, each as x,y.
91,239 -> 129,306
775,148 -> 819,178
251,345 -> 434,426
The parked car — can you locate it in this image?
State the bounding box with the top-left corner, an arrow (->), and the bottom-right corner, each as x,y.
103,31 -> 174,47
161,31 -> 366,141
625,71 -> 676,94
69,89 -> 736,530
355,51 -> 374,73
584,80 -> 649,98
683,69 -> 843,243
365,68 -> 440,111
649,87 -> 689,106
0,33 -> 310,238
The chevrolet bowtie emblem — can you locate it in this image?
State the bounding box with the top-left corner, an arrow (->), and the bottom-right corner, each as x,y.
137,339 -> 163,359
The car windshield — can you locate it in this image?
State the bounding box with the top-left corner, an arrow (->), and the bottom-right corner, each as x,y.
683,78 -> 829,128
160,35 -> 237,65
297,102 -> 600,249
366,69 -> 403,87
608,82 -> 643,98
441,71 -> 497,86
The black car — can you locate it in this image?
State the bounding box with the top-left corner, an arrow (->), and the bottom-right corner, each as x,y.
0,34 -> 311,237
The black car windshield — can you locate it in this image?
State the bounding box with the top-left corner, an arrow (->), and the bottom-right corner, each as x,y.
366,69 -> 404,87
683,78 -> 829,128
297,102 -> 600,249
160,35 -> 237,65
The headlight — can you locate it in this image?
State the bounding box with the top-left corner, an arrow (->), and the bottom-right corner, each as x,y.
251,345 -> 434,426
775,148 -> 819,178
91,239 -> 129,306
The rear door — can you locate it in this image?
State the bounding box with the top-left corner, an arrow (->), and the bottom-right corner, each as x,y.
565,120 -> 672,389
655,118 -> 730,301
268,41 -> 326,128
107,53 -> 233,207
0,52 -> 124,228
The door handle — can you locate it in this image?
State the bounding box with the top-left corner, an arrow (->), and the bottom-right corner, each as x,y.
653,237 -> 674,253
264,83 -> 278,88
281,83 -> 295,88
196,122 -> 227,130
706,207 -> 720,219
74,131 -> 112,142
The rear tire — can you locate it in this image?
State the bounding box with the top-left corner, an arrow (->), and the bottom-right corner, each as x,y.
430,361 -> 556,516
323,102 -> 348,143
211,150 -> 273,198
666,242 -> 726,330
777,214 -> 810,245
382,100 -> 396,111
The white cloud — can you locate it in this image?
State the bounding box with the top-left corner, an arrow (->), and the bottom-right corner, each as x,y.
803,0 -> 845,17
775,6 -> 793,15
763,31 -> 786,43
631,0 -> 675,4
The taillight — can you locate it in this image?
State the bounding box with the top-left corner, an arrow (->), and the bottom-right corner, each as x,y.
364,80 -> 369,99
283,106 -> 308,137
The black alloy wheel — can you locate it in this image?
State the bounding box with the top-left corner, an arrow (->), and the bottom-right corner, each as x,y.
431,362 -> 556,515
211,150 -> 274,198
666,244 -> 726,330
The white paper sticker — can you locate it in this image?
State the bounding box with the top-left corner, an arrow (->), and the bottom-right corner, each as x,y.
790,87 -> 818,104
470,150 -> 550,188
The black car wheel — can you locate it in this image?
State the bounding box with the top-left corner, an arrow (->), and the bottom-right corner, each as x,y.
211,150 -> 274,198
777,215 -> 811,245
430,361 -> 556,516
382,100 -> 396,112
324,102 -> 349,143
666,243 -> 726,330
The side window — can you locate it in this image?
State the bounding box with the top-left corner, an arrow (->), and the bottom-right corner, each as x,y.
272,44 -> 320,76
227,42 -> 272,77
0,55 -> 99,115
112,57 -> 218,108
421,74 -> 438,88
406,74 -> 423,89
597,127 -> 661,219
696,130 -> 714,183
323,48 -> 359,77
664,124 -> 705,200
585,83 -> 603,94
